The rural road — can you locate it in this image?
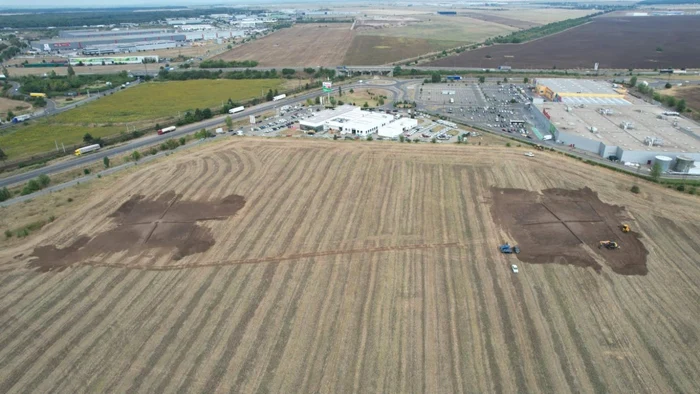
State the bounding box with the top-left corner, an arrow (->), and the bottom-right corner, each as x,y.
0,81 -> 397,188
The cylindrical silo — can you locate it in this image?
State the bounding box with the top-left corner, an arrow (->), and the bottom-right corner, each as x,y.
654,155 -> 673,172
673,156 -> 694,173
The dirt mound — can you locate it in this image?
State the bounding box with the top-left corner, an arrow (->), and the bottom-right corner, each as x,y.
28,193 -> 245,272
490,187 -> 648,275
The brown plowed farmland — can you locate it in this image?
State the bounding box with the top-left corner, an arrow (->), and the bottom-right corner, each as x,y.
214,24 -> 355,67
1,139 -> 700,393
429,15 -> 700,69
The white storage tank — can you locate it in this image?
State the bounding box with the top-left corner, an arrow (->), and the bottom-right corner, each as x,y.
654,155 -> 673,172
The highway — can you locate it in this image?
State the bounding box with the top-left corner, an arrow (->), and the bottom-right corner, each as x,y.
0,80 -> 396,188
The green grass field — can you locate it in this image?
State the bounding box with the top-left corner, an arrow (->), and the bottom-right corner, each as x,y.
0,79 -> 282,160
53,79 -> 284,124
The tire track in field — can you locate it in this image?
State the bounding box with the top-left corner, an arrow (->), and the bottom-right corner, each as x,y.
543,268 -> 607,392
0,267 -> 97,354
0,271 -> 73,327
218,149 -> 313,259
97,270 -> 204,393
200,262 -> 279,393
294,258 -> 347,393
174,266 -> 259,393
20,269 -> 151,393
0,269 -> 131,393
254,260 -> 314,393
352,255 -> 380,393
474,169 -> 529,393
229,261 -> 303,392
293,157 -> 364,391
533,286 -> 577,392
256,153 -> 352,392
125,267 -> 222,393
152,266 -> 242,393
464,170 -> 503,393
49,271 -> 182,392
437,164 -> 465,393
248,148 -> 333,259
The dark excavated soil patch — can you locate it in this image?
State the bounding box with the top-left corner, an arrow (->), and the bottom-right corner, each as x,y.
490,187 -> 648,276
28,193 -> 245,272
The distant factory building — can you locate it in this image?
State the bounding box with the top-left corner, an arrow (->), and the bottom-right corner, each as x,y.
32,32 -> 187,52
166,18 -> 204,25
177,24 -> 215,31
59,29 -> 171,38
184,30 -> 245,41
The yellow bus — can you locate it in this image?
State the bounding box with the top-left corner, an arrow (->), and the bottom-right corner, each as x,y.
29,92 -> 47,98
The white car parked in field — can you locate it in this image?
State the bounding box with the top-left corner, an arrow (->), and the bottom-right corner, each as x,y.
511,264 -> 519,274
524,152 -> 534,157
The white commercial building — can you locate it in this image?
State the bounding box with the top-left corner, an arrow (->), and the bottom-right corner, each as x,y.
177,24 -> 215,31
300,105 -> 418,137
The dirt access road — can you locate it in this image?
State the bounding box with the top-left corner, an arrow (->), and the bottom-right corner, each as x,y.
0,138 -> 699,393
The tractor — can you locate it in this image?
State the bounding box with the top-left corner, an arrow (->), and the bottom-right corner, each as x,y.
500,243 -> 520,254
621,224 -> 630,233
599,240 -> 619,250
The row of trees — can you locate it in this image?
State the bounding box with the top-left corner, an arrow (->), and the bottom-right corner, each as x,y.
176,108 -> 214,126
199,59 -> 259,69
630,76 -> 688,113
158,68 -> 280,81
19,70 -> 131,95
485,13 -> 604,45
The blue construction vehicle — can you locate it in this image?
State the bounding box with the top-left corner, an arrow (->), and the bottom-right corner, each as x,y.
499,243 -> 520,254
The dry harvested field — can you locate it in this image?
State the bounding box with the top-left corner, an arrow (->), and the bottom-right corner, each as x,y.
430,15 -> 700,69
0,97 -> 31,118
665,85 -> 700,111
477,8 -> 596,24
1,139 -> 700,392
344,36 -> 463,65
215,24 -> 355,67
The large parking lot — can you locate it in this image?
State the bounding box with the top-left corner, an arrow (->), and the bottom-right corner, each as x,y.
416,82 -> 546,141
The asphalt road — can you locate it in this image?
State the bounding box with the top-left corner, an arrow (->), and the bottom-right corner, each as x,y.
0,81 -> 390,188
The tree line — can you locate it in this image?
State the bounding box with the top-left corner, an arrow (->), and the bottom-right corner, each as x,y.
485,12 -> 605,45
18,70 -> 132,96
199,59 -> 259,69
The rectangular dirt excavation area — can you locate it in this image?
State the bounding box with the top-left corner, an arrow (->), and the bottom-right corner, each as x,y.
490,187 -> 648,275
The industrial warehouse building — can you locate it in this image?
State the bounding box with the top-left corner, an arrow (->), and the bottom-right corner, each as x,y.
300,105 -> 418,137
535,78 -> 628,105
529,79 -> 700,171
32,31 -> 186,52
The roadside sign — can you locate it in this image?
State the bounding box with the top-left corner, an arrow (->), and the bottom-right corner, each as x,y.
322,81 -> 333,93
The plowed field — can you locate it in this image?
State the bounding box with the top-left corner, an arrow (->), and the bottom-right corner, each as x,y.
429,15 -> 700,69
1,139 -> 699,393
215,24 -> 355,67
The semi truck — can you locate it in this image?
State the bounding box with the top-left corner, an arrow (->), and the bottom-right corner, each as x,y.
273,94 -> 287,101
11,114 -> 31,123
75,144 -> 101,156
228,106 -> 245,114
157,126 -> 176,135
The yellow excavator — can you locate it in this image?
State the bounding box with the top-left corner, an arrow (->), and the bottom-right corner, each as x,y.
621,224 -> 630,233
